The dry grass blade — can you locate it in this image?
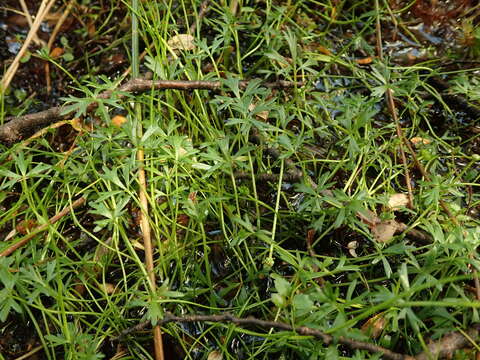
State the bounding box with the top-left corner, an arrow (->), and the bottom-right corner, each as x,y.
1,0 -> 56,91
45,0 -> 75,93
0,197 -> 86,257
18,0 -> 45,46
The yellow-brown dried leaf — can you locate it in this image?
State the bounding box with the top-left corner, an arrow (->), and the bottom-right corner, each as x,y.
388,193 -> 409,211
168,34 -> 196,51
361,314 -> 386,338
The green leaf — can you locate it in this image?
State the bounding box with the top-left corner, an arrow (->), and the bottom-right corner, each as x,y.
271,293 -> 286,308
271,274 -> 291,297
293,294 -> 314,316
399,263 -> 410,291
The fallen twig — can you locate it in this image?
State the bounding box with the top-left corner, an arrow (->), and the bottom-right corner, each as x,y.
395,222 -> 433,245
117,313 -> 480,359
0,196 -> 86,257
1,0 -> 56,91
45,0 -> 75,94
374,1 -> 458,225
131,0 -> 164,357
115,312 -> 413,360
189,0 -> 210,34
427,77 -> 480,120
18,0 -> 46,47
234,169 -> 302,183
0,78 -> 305,144
374,0 -> 414,210
415,324 -> 480,360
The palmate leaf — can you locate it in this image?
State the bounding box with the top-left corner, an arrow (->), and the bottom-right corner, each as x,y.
0,293 -> 22,322
60,96 -> 94,118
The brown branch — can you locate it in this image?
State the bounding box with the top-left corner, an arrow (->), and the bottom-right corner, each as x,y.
374,2 -> 458,225
189,0 -> 210,34
398,225 -> 433,245
115,312 -> 413,360
415,324 -> 480,360
45,0 -> 75,94
117,313 -> 480,359
385,89 -> 415,209
234,170 -> 302,183
374,2 -> 414,210
135,90 -> 164,358
427,77 -> 480,120
0,196 -> 86,257
0,78 -> 305,145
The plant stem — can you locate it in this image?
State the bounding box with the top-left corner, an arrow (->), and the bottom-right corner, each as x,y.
132,0 -> 164,358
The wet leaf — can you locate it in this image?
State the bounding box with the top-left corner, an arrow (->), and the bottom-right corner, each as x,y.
87,20 -> 96,38
356,209 -> 380,227
176,214 -> 190,227
70,118 -> 92,132
168,34 -> 196,51
317,45 -> 333,56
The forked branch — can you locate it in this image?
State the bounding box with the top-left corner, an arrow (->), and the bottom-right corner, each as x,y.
0,78 -> 305,144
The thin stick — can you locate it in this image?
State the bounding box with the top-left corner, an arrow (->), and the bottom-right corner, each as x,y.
374,0 -> 414,209
415,324 -> 480,360
45,0 -> 75,93
18,0 -> 45,46
131,0 -> 164,358
13,345 -> 43,360
189,0 -> 210,34
116,312 -> 414,360
385,89 -> 415,209
0,197 -> 86,257
0,78 -> 305,144
0,0 -> 56,91
374,1 -> 459,223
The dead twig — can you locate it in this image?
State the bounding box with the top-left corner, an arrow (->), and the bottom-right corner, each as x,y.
395,222 -> 433,245
18,0 -> 46,47
12,344 -> 43,360
374,0 -> 414,210
189,0 -> 210,34
137,140 -> 164,358
1,0 -> 56,91
415,324 -> 480,360
385,89 -> 415,209
427,77 -> 480,120
0,78 -> 305,144
117,313 -> 480,359
135,101 -> 164,358
0,197 -> 86,257
234,169 -> 302,183
115,312 -> 414,360
131,1 -> 163,356
45,0 -> 75,94
374,1 -> 458,225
